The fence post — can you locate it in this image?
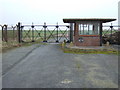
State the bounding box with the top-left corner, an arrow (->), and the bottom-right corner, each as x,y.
43,22 -> 47,42
110,23 -> 113,38
31,23 -> 35,42
17,22 -> 21,43
56,22 -> 59,42
2,26 -> 4,41
4,25 -> 8,42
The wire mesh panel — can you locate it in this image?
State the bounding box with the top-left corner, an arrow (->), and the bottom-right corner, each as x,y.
21,25 -> 44,42
56,25 -> 70,42
7,26 -> 18,42
1,25 -> 18,42
2,25 -> 7,42
102,25 -> 120,44
21,23 -> 70,43
21,26 -> 33,42
0,25 -> 2,41
44,25 -> 70,43
1,24 -> 20,49
102,26 -> 118,36
0,25 -> 2,43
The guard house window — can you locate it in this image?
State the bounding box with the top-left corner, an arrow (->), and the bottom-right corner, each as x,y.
79,24 -> 99,35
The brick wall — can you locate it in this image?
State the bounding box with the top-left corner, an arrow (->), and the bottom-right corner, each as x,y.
73,35 -> 100,46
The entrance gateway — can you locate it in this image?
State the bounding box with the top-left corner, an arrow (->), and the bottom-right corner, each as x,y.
63,18 -> 116,46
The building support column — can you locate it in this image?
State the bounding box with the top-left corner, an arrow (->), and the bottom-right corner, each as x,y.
74,22 -> 79,45
99,23 -> 102,46
70,23 -> 73,42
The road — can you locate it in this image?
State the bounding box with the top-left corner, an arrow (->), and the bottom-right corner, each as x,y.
2,43 -> 118,88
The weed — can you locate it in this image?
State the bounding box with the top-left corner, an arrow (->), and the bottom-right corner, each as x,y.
62,47 -> 118,55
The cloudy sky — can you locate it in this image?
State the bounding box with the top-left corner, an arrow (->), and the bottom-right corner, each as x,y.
0,0 -> 119,25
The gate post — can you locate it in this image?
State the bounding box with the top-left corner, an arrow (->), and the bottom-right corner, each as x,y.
110,23 -> 113,38
43,22 -> 47,42
17,22 -> 21,43
31,23 -> 35,42
110,23 -> 113,44
2,26 -> 4,41
56,23 -> 59,42
21,25 -> 24,42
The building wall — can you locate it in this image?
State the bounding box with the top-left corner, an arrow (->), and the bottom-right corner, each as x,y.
118,1 -> 120,30
73,35 -> 100,46
73,22 -> 101,46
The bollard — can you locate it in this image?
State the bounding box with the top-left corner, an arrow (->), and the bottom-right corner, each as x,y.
62,41 -> 66,48
106,41 -> 110,46
69,42 -> 73,47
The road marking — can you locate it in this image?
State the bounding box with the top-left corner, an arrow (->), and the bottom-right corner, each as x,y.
61,79 -> 72,84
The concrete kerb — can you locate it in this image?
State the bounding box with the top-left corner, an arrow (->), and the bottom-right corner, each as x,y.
64,43 -> 119,54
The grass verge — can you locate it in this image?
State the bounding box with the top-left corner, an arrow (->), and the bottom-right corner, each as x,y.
61,44 -> 119,55
2,39 -> 46,53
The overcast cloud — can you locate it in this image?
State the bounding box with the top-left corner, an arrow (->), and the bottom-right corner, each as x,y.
0,0 -> 119,25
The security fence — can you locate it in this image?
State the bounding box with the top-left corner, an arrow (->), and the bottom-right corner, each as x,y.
21,23 -> 70,43
1,22 -> 70,43
102,24 -> 120,44
1,22 -> 120,45
1,24 -> 18,43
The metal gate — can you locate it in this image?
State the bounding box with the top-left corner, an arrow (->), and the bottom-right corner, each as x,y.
1,22 -> 120,45
20,23 -> 70,43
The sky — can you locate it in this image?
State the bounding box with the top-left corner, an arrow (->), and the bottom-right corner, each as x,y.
118,1 -> 120,25
0,0 -> 119,26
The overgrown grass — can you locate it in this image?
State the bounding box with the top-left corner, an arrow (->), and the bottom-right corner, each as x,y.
61,45 -> 119,55
2,38 -> 45,53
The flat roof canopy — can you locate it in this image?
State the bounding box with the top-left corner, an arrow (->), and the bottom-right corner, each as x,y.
63,18 -> 116,23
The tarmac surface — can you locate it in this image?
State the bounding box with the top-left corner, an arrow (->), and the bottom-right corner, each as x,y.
2,43 -> 118,88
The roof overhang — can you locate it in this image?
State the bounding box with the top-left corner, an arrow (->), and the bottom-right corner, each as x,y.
63,18 -> 116,23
